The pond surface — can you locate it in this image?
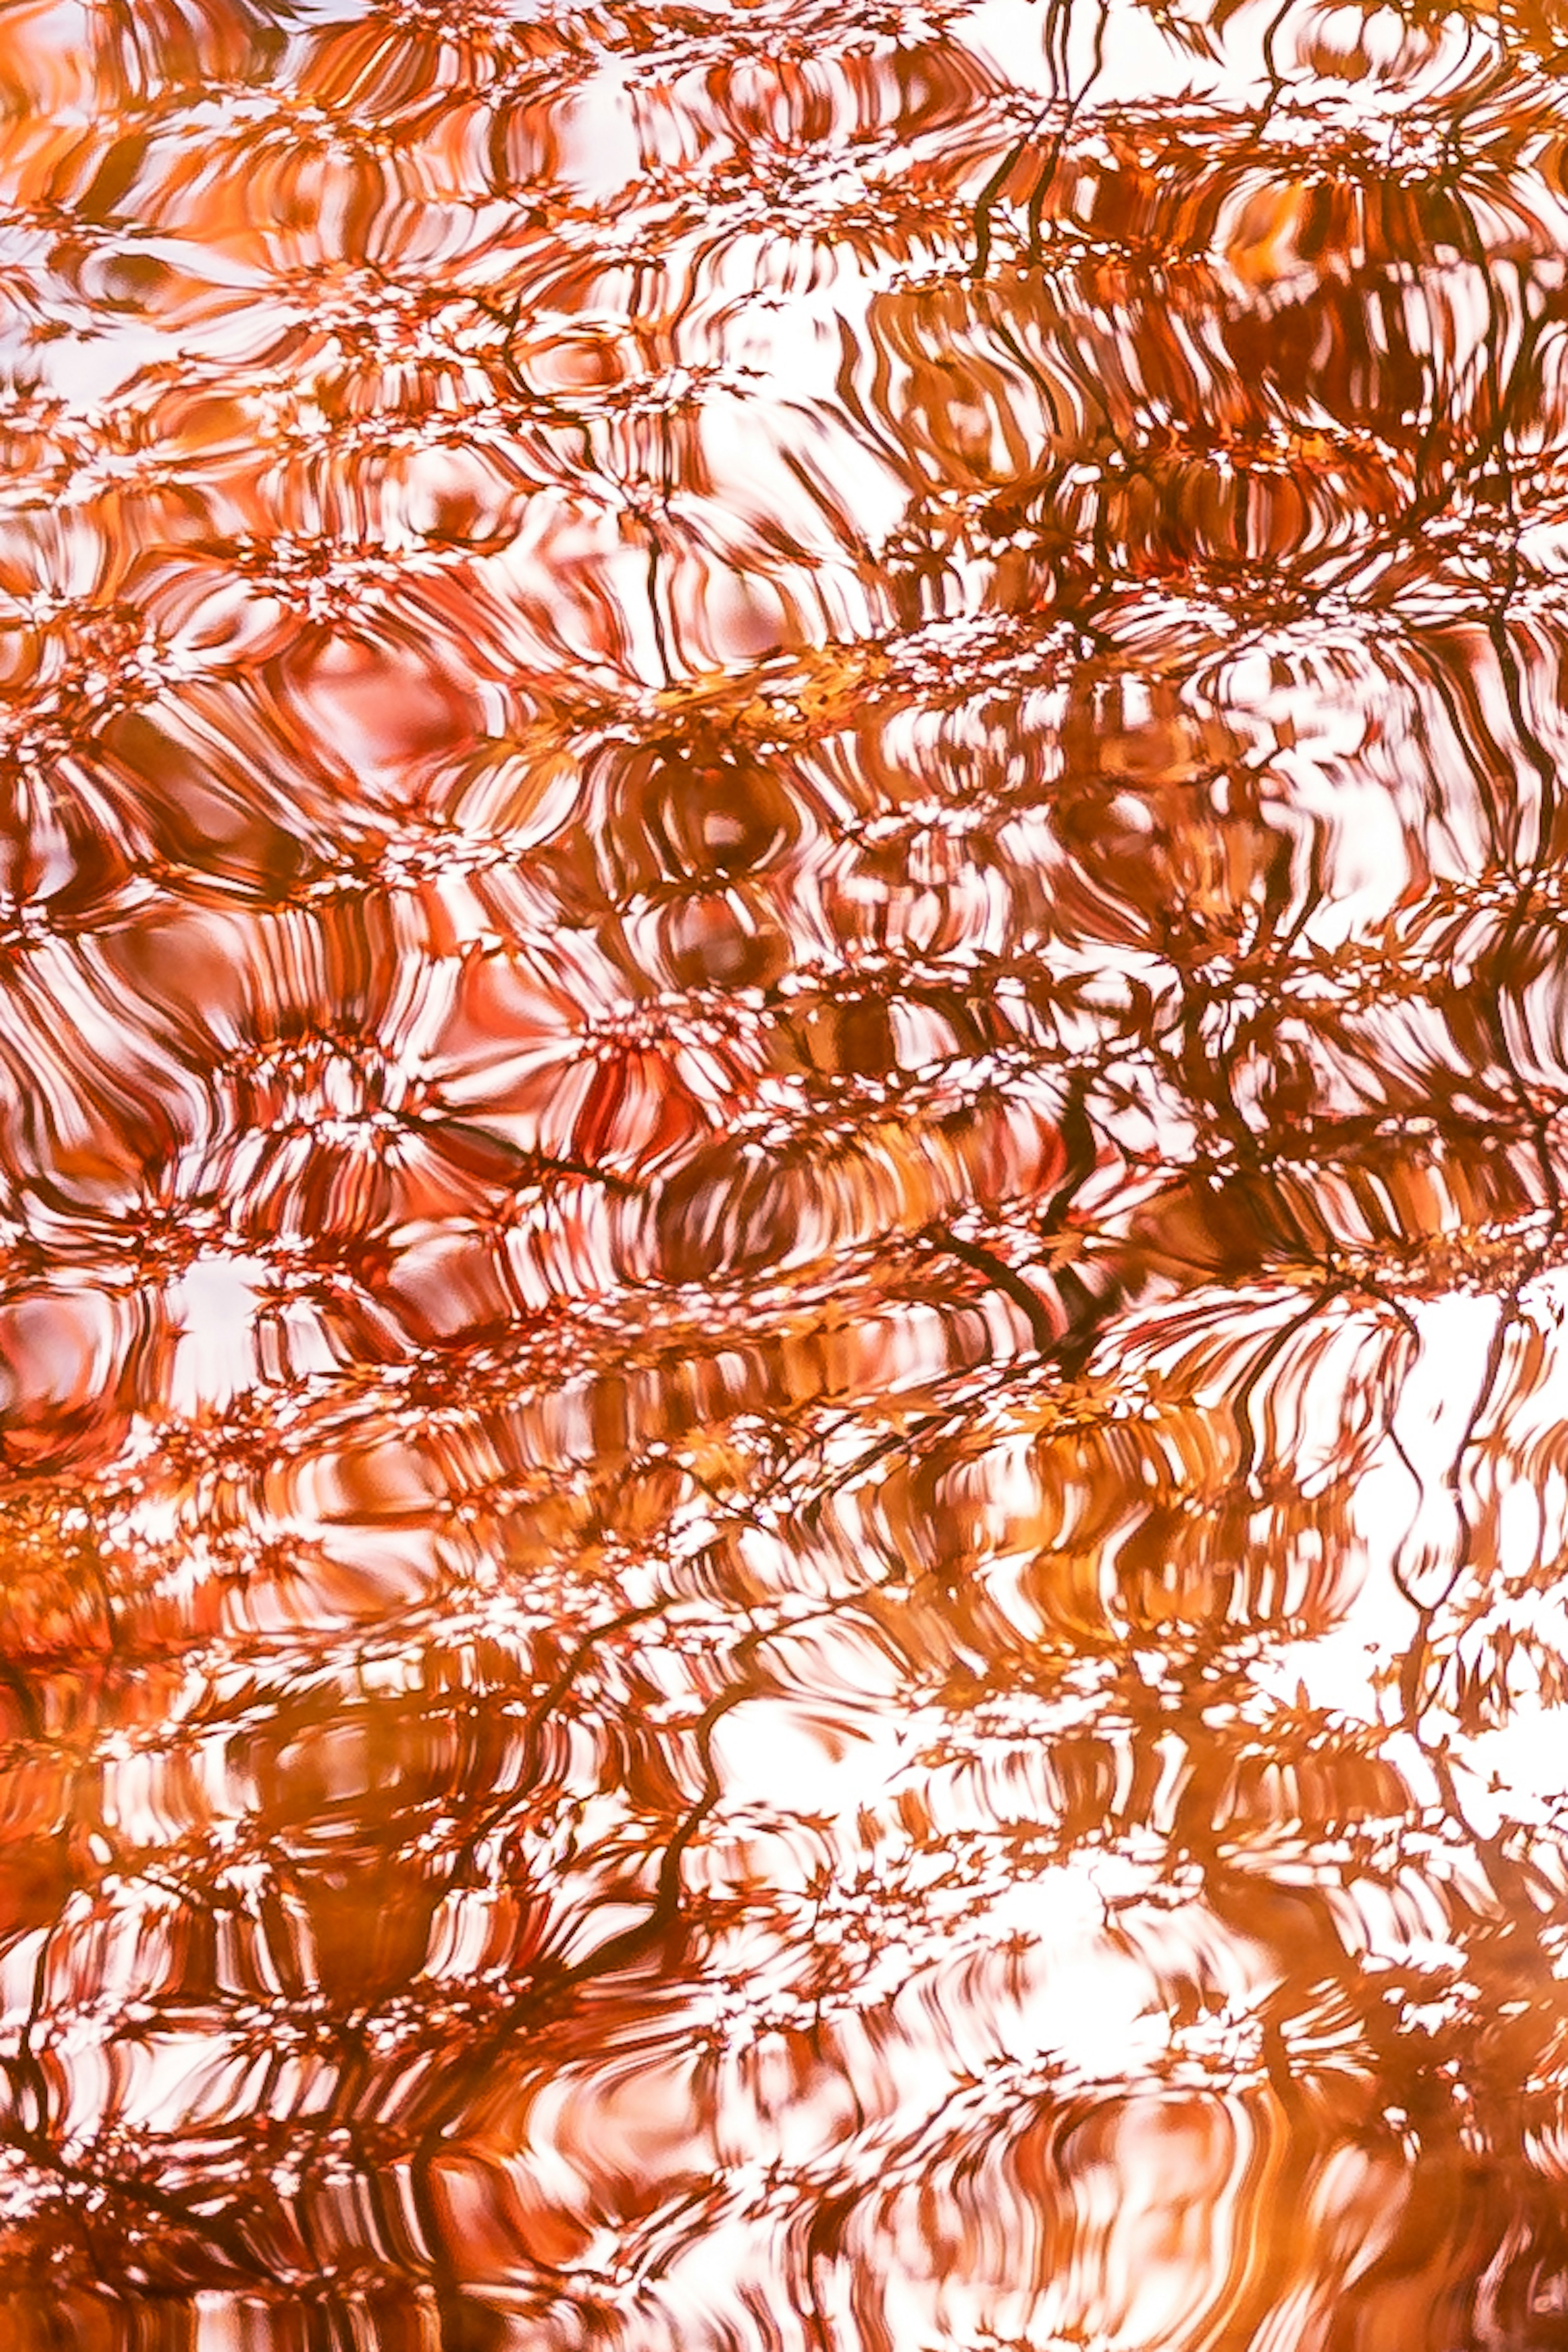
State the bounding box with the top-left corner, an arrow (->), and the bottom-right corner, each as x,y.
2,0 -> 1568,2343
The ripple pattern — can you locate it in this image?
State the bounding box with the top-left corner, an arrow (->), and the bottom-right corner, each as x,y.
4,0 -> 1568,2347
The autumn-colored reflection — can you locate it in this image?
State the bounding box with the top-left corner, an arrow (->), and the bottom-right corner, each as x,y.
6,0 -> 1568,2344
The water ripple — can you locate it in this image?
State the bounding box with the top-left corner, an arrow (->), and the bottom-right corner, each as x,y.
5,0 -> 1568,2345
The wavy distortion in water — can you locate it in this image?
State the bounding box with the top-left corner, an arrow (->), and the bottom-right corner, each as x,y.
5,0 -> 1568,2343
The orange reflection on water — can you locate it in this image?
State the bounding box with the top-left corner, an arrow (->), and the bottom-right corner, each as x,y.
3,0 -> 1568,2345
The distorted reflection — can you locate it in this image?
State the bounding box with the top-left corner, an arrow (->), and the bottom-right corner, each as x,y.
2,0 -> 1568,2344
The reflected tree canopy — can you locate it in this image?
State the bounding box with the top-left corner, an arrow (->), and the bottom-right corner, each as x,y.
2,0 -> 1568,2345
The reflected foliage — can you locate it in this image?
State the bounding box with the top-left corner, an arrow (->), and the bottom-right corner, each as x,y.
2,0 -> 1568,2344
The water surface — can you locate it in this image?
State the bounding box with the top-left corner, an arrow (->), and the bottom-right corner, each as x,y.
2,0 -> 1568,2343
